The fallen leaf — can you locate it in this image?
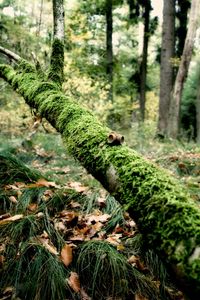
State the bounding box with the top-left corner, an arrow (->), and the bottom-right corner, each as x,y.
54,221 -> 66,231
59,211 -> 78,225
106,234 -> 122,246
135,294 -> 148,300
69,201 -> 81,208
67,181 -> 88,193
37,236 -> 58,255
0,214 -> 23,225
9,196 -> 18,204
60,244 -> 73,267
96,197 -> 106,208
3,286 -> 14,295
42,189 -> 53,201
27,203 -> 38,212
0,213 -> 11,220
86,213 -> 111,224
128,255 -> 146,271
0,255 -> 5,267
67,272 -> 81,293
28,178 -> 59,188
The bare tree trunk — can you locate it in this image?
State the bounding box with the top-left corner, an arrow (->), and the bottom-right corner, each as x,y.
139,1 -> 151,122
36,0 -> 44,36
196,69 -> 200,144
157,0 -> 175,138
167,0 -> 200,139
106,0 -> 113,102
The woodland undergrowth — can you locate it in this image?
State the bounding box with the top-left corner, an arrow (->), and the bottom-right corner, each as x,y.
0,118 -> 199,300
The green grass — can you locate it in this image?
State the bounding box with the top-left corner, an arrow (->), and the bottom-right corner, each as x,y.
1,124 -> 199,300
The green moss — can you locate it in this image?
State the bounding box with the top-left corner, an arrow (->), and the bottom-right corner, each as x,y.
1,61 -> 200,296
48,39 -> 64,87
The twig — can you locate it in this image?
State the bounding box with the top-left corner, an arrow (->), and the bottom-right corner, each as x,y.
0,46 -> 21,62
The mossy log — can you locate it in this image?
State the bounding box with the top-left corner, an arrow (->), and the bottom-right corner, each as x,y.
0,60 -> 200,299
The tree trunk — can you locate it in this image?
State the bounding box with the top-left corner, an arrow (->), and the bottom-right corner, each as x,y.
139,1 -> 151,122
106,0 -> 113,102
1,58 -> 200,298
167,0 -> 200,139
196,68 -> 200,144
48,0 -> 65,86
157,0 -> 175,137
176,0 -> 190,58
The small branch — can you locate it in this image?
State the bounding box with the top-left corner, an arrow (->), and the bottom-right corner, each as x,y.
0,46 -> 21,62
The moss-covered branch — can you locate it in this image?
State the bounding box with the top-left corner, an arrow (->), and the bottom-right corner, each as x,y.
1,60 -> 200,299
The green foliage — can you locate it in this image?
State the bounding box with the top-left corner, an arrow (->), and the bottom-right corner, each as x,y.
76,240 -> 160,299
0,151 -> 40,185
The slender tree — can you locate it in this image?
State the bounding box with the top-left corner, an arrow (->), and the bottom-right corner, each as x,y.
167,0 -> 200,138
157,0 -> 175,138
139,0 -> 151,122
196,68 -> 200,144
106,0 -> 113,102
176,0 -> 191,58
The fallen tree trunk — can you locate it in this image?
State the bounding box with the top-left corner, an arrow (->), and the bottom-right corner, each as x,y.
0,59 -> 200,299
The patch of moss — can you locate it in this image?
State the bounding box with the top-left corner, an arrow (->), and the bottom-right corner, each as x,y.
48,39 -> 64,87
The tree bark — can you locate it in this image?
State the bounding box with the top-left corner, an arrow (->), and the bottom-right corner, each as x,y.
1,58 -> 200,298
157,0 -> 175,137
139,1 -> 151,122
167,0 -> 200,139
106,0 -> 113,102
196,68 -> 200,144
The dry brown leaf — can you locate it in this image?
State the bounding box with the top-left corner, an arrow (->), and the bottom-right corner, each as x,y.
28,178 -> 59,188
40,231 -> 49,239
67,272 -> 81,293
0,214 -> 23,225
0,213 -> 11,221
96,197 -> 106,208
86,213 -> 111,224
128,255 -> 146,271
60,244 -> 73,267
3,286 -> 14,295
67,181 -> 88,193
37,212 -> 44,218
106,233 -> 122,246
69,201 -> 81,208
9,196 -> 18,204
128,255 -> 139,265
0,255 -> 5,267
42,189 -> 54,201
54,221 -> 66,231
37,237 -> 58,255
59,211 -> 78,225
27,203 -> 38,212
135,294 -> 148,300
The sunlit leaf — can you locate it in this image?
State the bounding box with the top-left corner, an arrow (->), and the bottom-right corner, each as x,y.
60,244 -> 73,267
67,271 -> 81,293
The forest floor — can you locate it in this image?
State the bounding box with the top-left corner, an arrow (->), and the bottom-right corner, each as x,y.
0,114 -> 200,300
